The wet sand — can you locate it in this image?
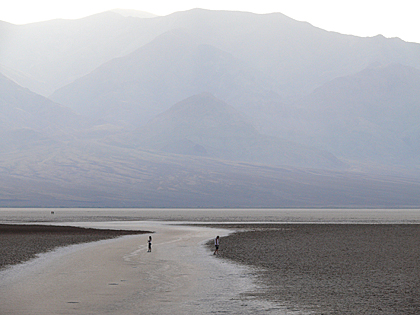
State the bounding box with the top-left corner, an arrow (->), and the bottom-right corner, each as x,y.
0,223 -> 280,315
209,224 -> 420,314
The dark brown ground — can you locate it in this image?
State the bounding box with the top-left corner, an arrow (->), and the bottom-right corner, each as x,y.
0,224 -> 150,269
207,224 -> 420,315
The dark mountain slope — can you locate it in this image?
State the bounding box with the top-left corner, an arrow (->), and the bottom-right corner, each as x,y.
1,139 -> 419,208
0,73 -> 83,138
295,63 -> 420,167
119,93 -> 343,169
50,30 -> 277,127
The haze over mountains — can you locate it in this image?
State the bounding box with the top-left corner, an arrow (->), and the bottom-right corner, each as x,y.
1,9 -> 420,207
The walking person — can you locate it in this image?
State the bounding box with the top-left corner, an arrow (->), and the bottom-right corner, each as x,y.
213,236 -> 220,255
147,236 -> 152,252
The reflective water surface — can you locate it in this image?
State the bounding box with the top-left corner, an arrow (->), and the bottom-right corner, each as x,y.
1,208 -> 420,224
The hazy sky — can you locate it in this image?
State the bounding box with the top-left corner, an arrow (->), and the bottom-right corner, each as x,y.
2,0 -> 419,44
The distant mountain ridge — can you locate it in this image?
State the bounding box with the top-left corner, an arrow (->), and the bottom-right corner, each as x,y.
50,29 -> 276,127
0,11 -> 158,95
291,63 -> 420,167
1,9 -> 420,207
1,9 -> 420,97
110,9 -> 158,18
119,93 -> 343,168
0,73 -> 82,137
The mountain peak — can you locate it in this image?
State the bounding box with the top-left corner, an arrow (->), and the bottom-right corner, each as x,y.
167,92 -> 239,118
126,93 -> 259,157
145,93 -> 255,135
109,9 -> 158,19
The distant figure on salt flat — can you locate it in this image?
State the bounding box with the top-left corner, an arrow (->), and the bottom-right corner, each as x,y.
147,236 -> 152,252
213,236 -> 220,255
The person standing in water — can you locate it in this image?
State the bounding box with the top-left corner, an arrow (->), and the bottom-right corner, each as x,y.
213,236 -> 220,255
147,236 -> 152,252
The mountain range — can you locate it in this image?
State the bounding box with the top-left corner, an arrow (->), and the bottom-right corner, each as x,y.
1,9 -> 420,207
115,93 -> 343,169
287,63 -> 420,167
